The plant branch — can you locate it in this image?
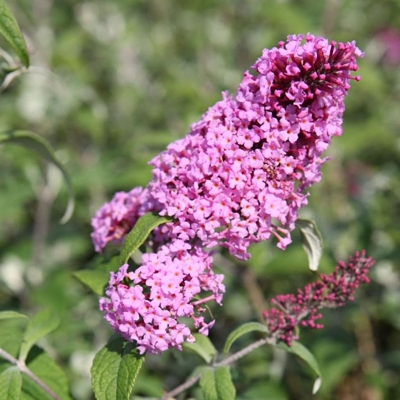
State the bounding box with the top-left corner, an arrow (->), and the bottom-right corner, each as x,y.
215,337 -> 273,367
0,347 -> 61,400
160,373 -> 202,400
160,336 -> 273,399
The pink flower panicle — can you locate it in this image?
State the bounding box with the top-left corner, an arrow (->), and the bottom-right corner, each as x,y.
99,241 -> 225,354
262,250 -> 375,346
147,34 -> 363,260
92,34 -> 365,353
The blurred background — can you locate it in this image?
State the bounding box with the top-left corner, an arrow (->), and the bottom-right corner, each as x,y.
0,0 -> 400,399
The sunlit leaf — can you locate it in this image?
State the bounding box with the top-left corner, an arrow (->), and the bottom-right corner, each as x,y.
223,322 -> 268,354
91,334 -> 144,400
19,309 -> 60,363
199,366 -> 236,400
183,333 -> 217,364
119,213 -> 173,264
0,311 -> 28,321
278,341 -> 322,394
297,218 -> 323,271
0,0 -> 29,67
0,130 -> 74,223
0,367 -> 22,400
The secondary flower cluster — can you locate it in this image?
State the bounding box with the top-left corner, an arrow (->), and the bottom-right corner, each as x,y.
93,33 -> 364,353
99,241 -> 225,354
262,250 -> 375,346
91,188 -> 149,252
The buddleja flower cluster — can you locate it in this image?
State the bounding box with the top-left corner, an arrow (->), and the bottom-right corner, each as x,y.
92,34 -> 364,354
99,241 -> 224,354
263,251 -> 375,346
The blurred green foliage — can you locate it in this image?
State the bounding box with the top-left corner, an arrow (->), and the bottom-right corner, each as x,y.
1,0 -> 400,399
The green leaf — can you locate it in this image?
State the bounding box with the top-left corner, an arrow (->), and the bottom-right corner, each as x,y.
91,334 -> 145,400
0,130 -> 74,223
277,341 -> 322,394
0,0 -> 29,67
0,319 -> 25,359
74,255 -> 123,296
73,270 -> 110,296
199,366 -> 236,400
297,218 -> 323,272
119,213 -> 173,264
19,309 -> 60,363
21,345 -> 72,400
182,333 -> 217,364
223,322 -> 268,354
0,311 -> 29,321
0,367 -> 22,400
92,255 -> 123,273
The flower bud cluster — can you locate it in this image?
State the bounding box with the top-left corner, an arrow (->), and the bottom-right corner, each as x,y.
262,250 -> 374,346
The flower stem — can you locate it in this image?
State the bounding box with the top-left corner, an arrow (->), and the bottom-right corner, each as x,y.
192,294 -> 216,306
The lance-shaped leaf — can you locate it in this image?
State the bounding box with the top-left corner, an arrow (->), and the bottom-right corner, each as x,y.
199,366 -> 236,400
0,311 -> 28,321
0,367 -> 22,400
223,322 -> 268,354
278,341 -> 322,394
19,309 -> 60,363
0,0 -> 29,67
183,333 -> 217,364
297,218 -> 323,272
91,334 -> 144,400
0,130 -> 74,223
119,213 -> 173,265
